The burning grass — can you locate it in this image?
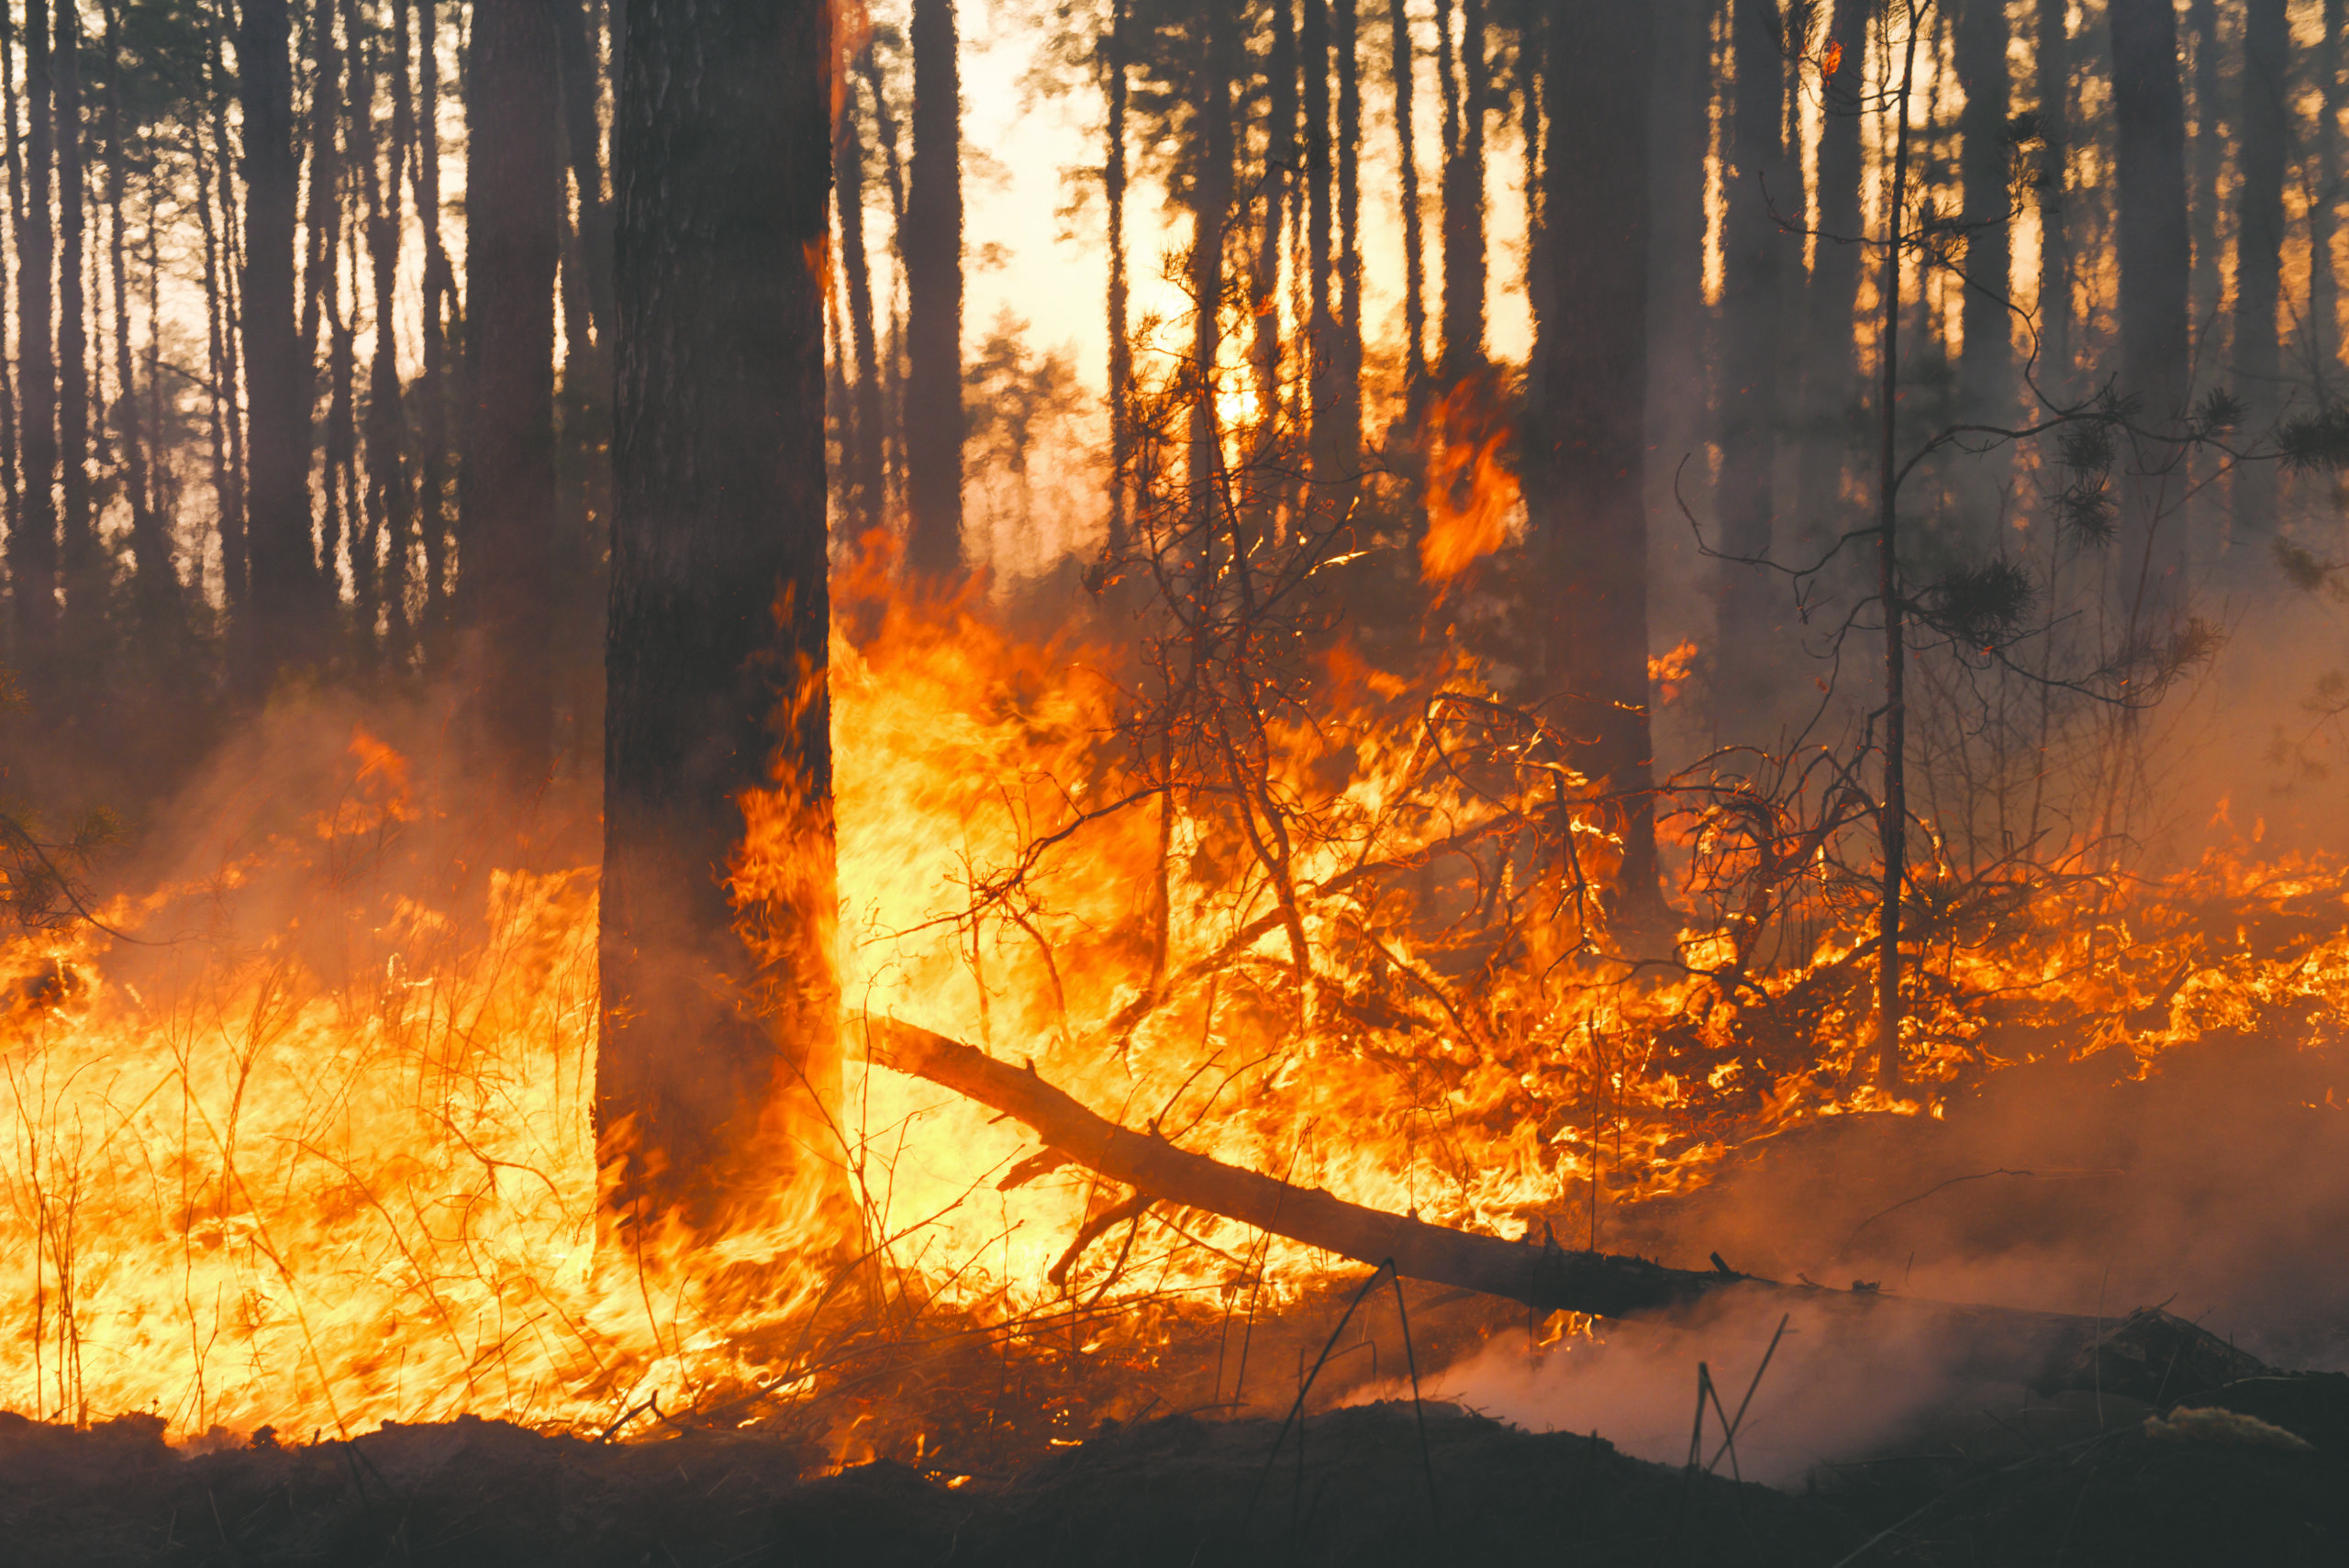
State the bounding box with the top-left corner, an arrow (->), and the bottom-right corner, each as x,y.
2,531 -> 2347,1466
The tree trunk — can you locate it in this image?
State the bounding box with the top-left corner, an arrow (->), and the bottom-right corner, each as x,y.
2313,0 -> 2343,395
15,0 -> 57,684
1438,0 -> 1484,381
240,0 -> 318,688
415,0 -> 454,664
1954,0 -> 2010,419
1390,0 -> 1425,418
1105,0 -> 1131,554
461,0 -> 562,778
1187,4 -> 1235,515
55,0 -> 96,686
1791,0 -> 1868,535
355,0 -> 406,673
1331,0 -> 1362,473
1645,0 -> 1709,550
905,0 -> 964,578
1303,0 -> 1333,468
2035,0 -> 2071,395
599,0 -> 839,1229
103,0 -> 173,641
2109,0 -> 2192,642
202,2 -> 246,618
837,61 -> 885,539
863,1017 -> 2274,1407
2232,0 -> 2287,539
1534,0 -> 1664,934
1713,0 -> 1790,729
0,18 -> 20,544
2185,0 -> 2221,368
557,0 -> 615,350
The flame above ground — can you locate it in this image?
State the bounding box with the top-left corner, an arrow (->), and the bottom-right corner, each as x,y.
5,546 -> 2348,1450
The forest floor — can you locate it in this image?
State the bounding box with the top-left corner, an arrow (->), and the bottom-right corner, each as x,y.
5,1375 -> 2348,1567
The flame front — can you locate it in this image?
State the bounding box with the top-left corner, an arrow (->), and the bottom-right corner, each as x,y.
6,524 -> 2348,1445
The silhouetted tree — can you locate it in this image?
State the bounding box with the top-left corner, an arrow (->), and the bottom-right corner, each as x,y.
598,0 -> 838,1226
906,0 -> 964,576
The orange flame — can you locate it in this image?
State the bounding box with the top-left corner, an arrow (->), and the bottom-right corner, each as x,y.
1418,372 -> 1522,586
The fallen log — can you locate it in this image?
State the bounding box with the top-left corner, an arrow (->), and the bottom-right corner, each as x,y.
861,1016 -> 2270,1405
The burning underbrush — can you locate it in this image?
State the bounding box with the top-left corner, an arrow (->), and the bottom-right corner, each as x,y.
2,532 -> 2347,1481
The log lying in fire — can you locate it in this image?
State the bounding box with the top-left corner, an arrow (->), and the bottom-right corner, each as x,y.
862,1017 -> 2270,1405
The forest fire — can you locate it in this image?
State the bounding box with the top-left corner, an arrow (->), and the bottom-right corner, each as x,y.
6,0 -> 2349,1559
6,519 -> 2349,1459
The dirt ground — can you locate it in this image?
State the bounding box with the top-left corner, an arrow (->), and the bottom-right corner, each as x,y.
4,1372 -> 2344,1566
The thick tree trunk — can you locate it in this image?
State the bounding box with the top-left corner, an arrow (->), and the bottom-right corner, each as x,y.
2109,0 -> 2192,642
600,0 -> 838,1228
905,0 -> 964,578
240,0 -> 318,689
55,0 -> 96,685
1645,0 -> 1709,544
837,62 -> 885,539
462,0 -> 562,778
1954,0 -> 2010,420
15,0 -> 57,684
1713,0 -> 1790,728
2232,0 -> 2288,539
864,1017 -> 2273,1406
2034,0 -> 2071,395
1534,0 -> 1663,934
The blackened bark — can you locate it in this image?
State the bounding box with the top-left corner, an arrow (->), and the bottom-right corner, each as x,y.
600,0 -> 838,1226
1438,0 -> 1484,381
1390,0 -> 1425,414
837,61 -> 885,538
2232,0 -> 2287,536
2035,0 -> 2071,393
1714,0 -> 1790,724
905,0 -> 963,577
462,0 -> 561,777
15,0 -> 57,682
56,0 -> 96,681
1105,0 -> 1130,553
1644,0 -> 1708,534
2109,0 -> 2192,636
1535,0 -> 1662,930
1954,0 -> 2009,417
241,0 -> 318,686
